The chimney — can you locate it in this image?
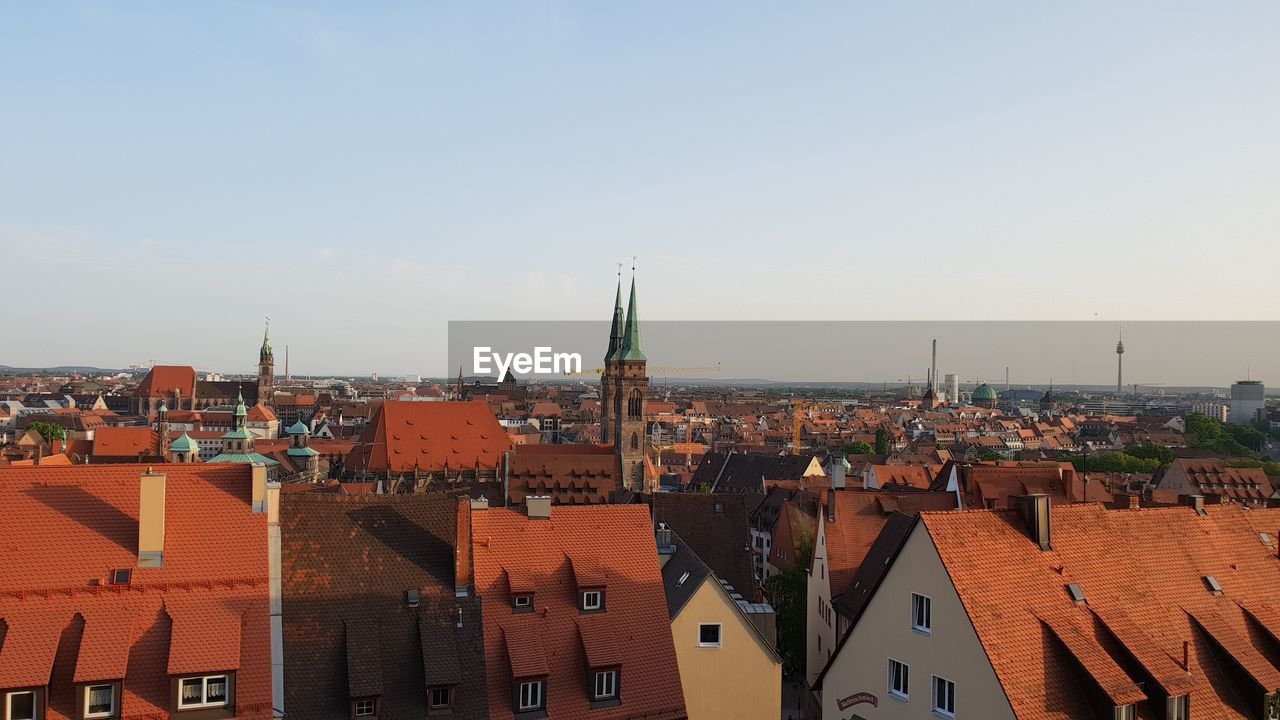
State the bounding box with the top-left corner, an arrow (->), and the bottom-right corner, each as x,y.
831,456 -> 846,490
656,522 -> 675,566
470,496 -> 490,511
138,468 -> 166,567
1018,493 -> 1052,551
1128,494 -> 1140,510
1182,494 -> 1206,516
526,495 -> 551,520
251,463 -> 269,513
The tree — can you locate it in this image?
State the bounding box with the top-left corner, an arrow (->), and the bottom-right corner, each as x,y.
1124,444 -> 1174,467
26,422 -> 66,444
841,440 -> 874,455
1184,413 -> 1253,457
764,533 -> 813,675
975,449 -> 1004,462
874,425 -> 892,455
1072,452 -> 1160,474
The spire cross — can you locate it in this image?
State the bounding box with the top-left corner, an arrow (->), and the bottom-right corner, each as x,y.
631,255 -> 637,273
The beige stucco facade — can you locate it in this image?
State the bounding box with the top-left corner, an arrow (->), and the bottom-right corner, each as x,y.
672,576 -> 782,720
808,511 -> 836,688
817,523 -> 1014,719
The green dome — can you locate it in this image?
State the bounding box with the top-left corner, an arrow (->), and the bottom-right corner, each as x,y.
286,420 -> 310,435
972,383 -> 998,401
169,433 -> 198,453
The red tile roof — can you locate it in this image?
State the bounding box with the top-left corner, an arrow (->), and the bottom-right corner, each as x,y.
472,506 -> 685,720
0,464 -> 273,719
91,426 -> 159,458
346,401 -> 512,474
922,503 -> 1280,719
134,365 -> 197,399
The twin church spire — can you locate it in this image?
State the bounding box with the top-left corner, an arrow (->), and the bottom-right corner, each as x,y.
605,268 -> 644,363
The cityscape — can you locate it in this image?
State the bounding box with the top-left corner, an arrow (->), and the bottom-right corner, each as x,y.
3,4 -> 1280,720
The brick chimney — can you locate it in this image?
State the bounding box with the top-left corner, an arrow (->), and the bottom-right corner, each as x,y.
138,467 -> 166,567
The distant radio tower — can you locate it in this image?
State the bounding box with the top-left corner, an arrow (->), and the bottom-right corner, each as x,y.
1115,329 -> 1125,394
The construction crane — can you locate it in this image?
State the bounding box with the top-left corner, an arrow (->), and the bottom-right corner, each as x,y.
650,441 -> 711,468
565,362 -> 721,377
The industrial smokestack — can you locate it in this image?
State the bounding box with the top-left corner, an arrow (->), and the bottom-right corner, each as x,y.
931,339 -> 937,391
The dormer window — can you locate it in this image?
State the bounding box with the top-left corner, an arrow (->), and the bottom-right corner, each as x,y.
515,679 -> 545,714
177,675 -> 229,709
353,697 -> 377,716
513,594 -> 533,612
4,690 -> 38,720
427,686 -> 454,715
84,683 -> 117,718
581,590 -> 604,612
592,669 -> 619,702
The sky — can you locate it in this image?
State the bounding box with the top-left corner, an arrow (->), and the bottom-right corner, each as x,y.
2,2 -> 1277,377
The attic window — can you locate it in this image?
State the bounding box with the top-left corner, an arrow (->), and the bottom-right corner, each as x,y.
676,571 -> 691,587
407,589 -> 420,608
1261,533 -> 1275,548
513,594 -> 533,612
5,691 -> 37,720
1066,583 -> 1086,603
111,569 -> 132,585
581,590 -> 604,612
1203,575 -> 1224,595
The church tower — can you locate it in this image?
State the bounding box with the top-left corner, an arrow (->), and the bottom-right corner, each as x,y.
258,320 -> 275,407
601,269 -> 648,491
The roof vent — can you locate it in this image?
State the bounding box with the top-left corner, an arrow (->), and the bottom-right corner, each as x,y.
1066,583 -> 1086,604
406,589 -> 420,608
1202,575 -> 1224,595
526,495 -> 551,520
111,569 -> 132,585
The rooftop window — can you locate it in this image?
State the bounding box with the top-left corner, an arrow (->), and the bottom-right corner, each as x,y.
5,691 -> 37,720
85,684 -> 115,718
178,675 -> 229,710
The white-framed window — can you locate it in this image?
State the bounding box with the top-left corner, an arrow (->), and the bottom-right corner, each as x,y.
5,691 -> 37,720
513,594 -> 532,609
1167,695 -> 1189,720
912,592 -> 932,634
1114,705 -> 1136,720
517,680 -> 544,712
593,670 -> 618,700
178,675 -> 229,709
85,684 -> 115,718
698,623 -> 722,647
932,675 -> 955,717
888,658 -> 909,700
354,698 -> 376,716
429,687 -> 452,709
582,590 -> 602,611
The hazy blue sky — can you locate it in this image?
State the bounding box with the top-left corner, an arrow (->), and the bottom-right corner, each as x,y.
2,2 -> 1277,376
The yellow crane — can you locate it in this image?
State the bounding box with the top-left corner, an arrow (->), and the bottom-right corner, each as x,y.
565,362 -> 721,376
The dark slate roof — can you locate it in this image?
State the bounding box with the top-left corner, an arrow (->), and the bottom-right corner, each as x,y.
830,511 -> 916,620
659,531 -> 714,620
690,451 -> 820,495
281,494 -> 488,719
196,379 -> 259,403
651,493 -> 757,603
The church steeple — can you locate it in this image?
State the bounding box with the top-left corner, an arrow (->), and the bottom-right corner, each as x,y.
619,269 -> 645,362
260,319 -> 273,361
605,271 -> 625,362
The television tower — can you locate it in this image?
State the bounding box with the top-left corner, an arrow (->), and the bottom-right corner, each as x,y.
1115,329 -> 1125,394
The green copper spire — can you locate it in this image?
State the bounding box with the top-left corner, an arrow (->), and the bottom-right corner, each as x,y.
619,271 -> 646,362
234,389 -> 248,426
605,273 -> 625,362
260,318 -> 273,360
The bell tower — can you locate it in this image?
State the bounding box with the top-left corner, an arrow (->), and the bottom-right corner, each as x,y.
601,265 -> 648,491
258,318 -> 275,407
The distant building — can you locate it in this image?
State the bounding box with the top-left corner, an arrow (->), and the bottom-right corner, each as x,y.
1229,380 -> 1265,425
1191,400 -> 1229,422
971,383 -> 998,409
